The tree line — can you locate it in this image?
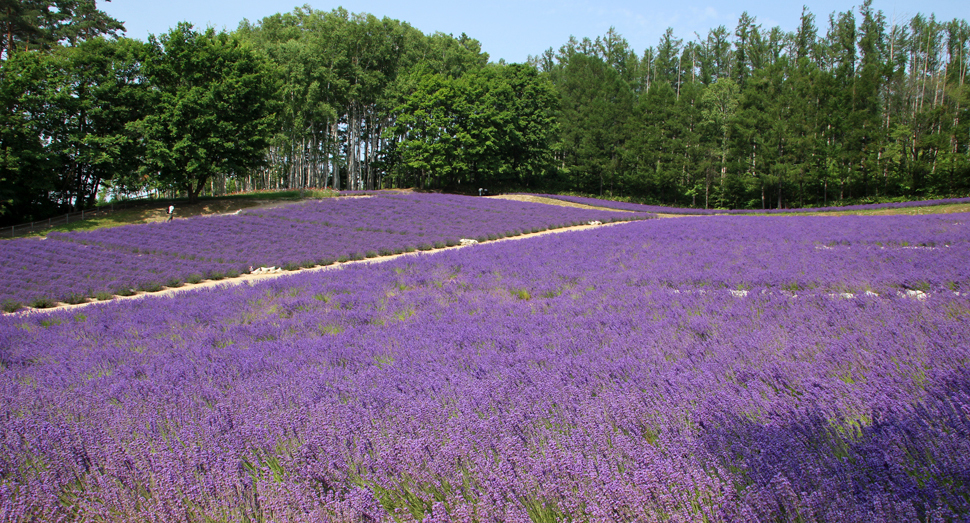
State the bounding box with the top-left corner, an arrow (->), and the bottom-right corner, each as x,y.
1,2 -> 276,223
1,1 -> 968,225
536,3 -> 969,209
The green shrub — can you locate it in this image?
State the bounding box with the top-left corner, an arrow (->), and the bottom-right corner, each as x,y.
2,300 -> 23,313
137,281 -> 163,293
186,273 -> 204,284
94,292 -> 114,301
30,297 -> 57,308
63,293 -> 88,305
510,289 -> 531,300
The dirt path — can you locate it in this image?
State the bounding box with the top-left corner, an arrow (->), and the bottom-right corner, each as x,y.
490,194 -> 634,212
11,219 -> 634,316
490,194 -> 698,218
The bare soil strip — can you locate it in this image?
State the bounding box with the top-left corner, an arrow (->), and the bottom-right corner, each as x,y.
490,194 -> 696,218
11,219 -> 632,315
490,194 -> 634,212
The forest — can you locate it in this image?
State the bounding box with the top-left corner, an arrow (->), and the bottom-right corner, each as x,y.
1,0 -> 968,225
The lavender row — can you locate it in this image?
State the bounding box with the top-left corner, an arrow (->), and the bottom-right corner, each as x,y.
0,238 -> 243,309
536,193 -> 970,215
574,215 -> 970,293
52,194 -> 644,266
2,214 -> 969,520
246,193 -> 615,235
48,193 -> 642,262
2,194 -> 640,308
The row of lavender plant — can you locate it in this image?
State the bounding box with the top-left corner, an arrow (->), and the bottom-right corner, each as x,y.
2,214 -> 968,521
243,193 -> 633,240
50,193 -> 644,264
0,239 -> 244,310
536,193 -> 970,215
1,194 -> 642,310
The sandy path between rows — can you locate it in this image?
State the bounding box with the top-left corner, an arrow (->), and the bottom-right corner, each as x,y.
490,194 -> 695,219
489,194 -> 629,211
13,219 -> 635,315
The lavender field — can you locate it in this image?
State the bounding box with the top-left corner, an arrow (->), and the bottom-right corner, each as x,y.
2,212 -> 969,521
536,194 -> 970,215
0,193 -> 641,309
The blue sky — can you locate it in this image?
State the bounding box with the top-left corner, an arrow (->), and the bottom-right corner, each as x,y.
100,0 -> 965,64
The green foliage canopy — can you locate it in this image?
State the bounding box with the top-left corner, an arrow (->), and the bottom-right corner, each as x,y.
136,24 -> 277,202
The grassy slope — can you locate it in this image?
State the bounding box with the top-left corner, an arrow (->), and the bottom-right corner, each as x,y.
6,189 -> 339,239
793,203 -> 970,216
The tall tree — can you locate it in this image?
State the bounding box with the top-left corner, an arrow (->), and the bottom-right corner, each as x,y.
733,12 -> 758,87
49,37 -> 149,209
854,0 -> 886,196
700,77 -> 739,205
388,63 -> 556,191
136,24 -> 276,203
0,0 -> 123,60
556,53 -> 632,196
0,49 -> 58,221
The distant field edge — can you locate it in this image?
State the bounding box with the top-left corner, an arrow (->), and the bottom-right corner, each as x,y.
516,194 -> 970,216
